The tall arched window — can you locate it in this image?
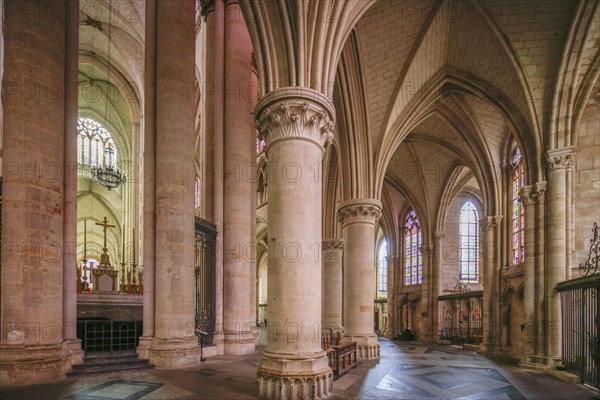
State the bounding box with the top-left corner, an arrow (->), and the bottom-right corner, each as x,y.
460,201 -> 479,281
377,240 -> 388,294
194,177 -> 202,210
511,148 -> 525,265
404,209 -> 423,285
77,117 -> 118,168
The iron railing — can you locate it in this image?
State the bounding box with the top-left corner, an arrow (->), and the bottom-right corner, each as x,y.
438,290 -> 484,345
557,274 -> 600,389
77,319 -> 142,354
195,217 -> 217,346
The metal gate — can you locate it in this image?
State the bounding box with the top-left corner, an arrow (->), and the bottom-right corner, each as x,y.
558,275 -> 600,389
194,217 -> 217,346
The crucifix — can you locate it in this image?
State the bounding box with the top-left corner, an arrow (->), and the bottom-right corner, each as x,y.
96,216 -> 115,268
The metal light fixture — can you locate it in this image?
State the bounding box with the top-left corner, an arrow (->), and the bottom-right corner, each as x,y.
92,146 -> 125,190
90,0 -> 125,191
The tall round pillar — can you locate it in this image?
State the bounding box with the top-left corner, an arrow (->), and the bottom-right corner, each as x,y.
337,199 -> 382,360
63,0 -> 84,367
520,185 -> 538,362
534,181 -> 547,358
545,148 -> 573,361
322,239 -> 344,331
255,87 -> 334,399
479,215 -> 502,352
148,0 -> 200,369
1,0 -> 67,385
138,0 -> 157,360
431,232 -> 445,338
222,0 -> 256,355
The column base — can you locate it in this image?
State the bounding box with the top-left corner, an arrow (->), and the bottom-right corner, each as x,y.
520,354 -> 553,371
148,336 -> 201,369
257,350 -> 333,399
137,336 -> 153,359
0,343 -> 66,386
63,339 -> 84,367
343,334 -> 380,360
224,327 -> 257,355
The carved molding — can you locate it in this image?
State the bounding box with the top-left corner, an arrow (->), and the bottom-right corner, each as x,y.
336,199 -> 382,226
546,147 -> 575,172
322,238 -> 344,252
520,181 -> 548,206
479,215 -> 503,231
257,368 -> 333,400
255,87 -> 335,154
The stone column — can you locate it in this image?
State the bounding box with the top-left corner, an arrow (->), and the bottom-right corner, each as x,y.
519,185 -> 538,362
338,199 -> 382,360
63,0 -> 84,367
0,0 -> 67,385
480,215 -> 502,352
431,232 -> 445,338
222,0 -> 256,354
200,0 -> 226,351
138,0 -> 157,359
534,181 -> 547,358
148,0 -> 201,369
322,239 -> 344,331
255,87 -> 334,399
545,147 -> 573,361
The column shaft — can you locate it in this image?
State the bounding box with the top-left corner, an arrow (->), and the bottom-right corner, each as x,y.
520,186 -> 537,360
63,0 -> 83,366
338,199 -> 382,360
255,87 -> 334,399
480,216 -> 501,352
1,0 -> 67,385
545,148 -> 573,361
138,0 -> 157,358
148,0 -> 200,368
222,1 -> 256,354
322,239 -> 344,331
431,233 -> 444,338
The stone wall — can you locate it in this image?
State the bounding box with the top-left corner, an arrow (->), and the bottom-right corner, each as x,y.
77,293 -> 143,321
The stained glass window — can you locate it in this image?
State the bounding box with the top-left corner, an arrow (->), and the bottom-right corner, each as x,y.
378,240 -> 388,293
511,148 -> 525,265
404,209 -> 423,285
77,118 -> 118,168
460,201 -> 479,281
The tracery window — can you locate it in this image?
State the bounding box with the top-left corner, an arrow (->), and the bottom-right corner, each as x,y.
77,118 -> 118,168
511,148 -> 525,265
378,240 -> 388,293
404,209 -> 423,285
460,201 -> 479,281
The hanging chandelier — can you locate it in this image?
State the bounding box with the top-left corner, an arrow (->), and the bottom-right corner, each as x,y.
91,0 -> 124,191
92,146 -> 126,190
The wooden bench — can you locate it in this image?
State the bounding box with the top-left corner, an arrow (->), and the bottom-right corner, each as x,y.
322,330 -> 357,376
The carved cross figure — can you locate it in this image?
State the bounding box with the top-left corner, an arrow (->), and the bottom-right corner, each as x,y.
95,217 -> 115,267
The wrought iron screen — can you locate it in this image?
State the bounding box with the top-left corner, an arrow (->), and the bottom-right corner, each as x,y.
195,217 -> 217,346
557,274 -> 600,389
77,319 -> 142,354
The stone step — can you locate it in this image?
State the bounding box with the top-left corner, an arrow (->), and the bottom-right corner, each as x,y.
67,355 -> 154,376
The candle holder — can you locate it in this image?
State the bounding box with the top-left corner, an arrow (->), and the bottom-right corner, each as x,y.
81,261 -> 89,293
131,262 -> 138,294
119,262 -> 127,294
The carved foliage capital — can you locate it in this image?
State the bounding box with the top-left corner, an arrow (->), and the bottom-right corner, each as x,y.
479,215 -> 503,231
337,199 -> 382,226
255,88 -> 335,153
322,239 -> 344,253
546,147 -> 575,172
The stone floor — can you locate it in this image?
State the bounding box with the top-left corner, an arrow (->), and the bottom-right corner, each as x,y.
1,338 -> 598,400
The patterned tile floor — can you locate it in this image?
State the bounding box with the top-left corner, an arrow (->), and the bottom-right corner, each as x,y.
1,338 -> 597,399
